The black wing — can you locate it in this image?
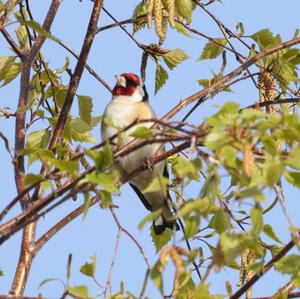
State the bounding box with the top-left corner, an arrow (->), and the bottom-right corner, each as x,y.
129,183 -> 152,211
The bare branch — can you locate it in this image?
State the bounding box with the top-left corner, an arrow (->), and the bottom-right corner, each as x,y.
48,0 -> 104,150
0,28 -> 24,58
162,36 -> 300,121
104,227 -> 122,293
35,194 -> 101,252
11,0 -> 62,295
110,208 -> 151,269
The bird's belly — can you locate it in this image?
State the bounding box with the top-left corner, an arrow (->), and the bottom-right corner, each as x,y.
119,143 -> 164,190
101,101 -> 164,190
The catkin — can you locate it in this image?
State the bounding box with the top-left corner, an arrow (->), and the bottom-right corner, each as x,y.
258,70 -> 280,150
159,14 -> 167,45
243,143 -> 254,177
147,0 -> 154,28
258,71 -> 276,114
237,250 -> 255,299
154,0 -> 164,39
166,0 -> 175,27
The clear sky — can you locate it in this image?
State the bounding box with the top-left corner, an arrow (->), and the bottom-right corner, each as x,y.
0,0 -> 299,297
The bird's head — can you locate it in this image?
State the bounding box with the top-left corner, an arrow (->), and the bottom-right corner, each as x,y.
112,73 -> 148,103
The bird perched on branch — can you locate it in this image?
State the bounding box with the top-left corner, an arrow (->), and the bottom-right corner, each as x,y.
101,73 -> 179,235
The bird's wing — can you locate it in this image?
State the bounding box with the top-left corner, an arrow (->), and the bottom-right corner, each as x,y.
129,183 -> 152,211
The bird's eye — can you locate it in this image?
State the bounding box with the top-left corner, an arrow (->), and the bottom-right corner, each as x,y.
126,78 -> 138,87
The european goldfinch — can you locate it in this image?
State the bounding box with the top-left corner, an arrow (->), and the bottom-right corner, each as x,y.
101,73 -> 179,234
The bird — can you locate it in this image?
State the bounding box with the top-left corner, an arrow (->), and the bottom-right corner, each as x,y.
101,73 -> 179,235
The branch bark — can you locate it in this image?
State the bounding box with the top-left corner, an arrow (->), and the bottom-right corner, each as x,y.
48,0 -> 104,150
162,36 -> 300,122
230,238 -> 297,299
11,0 -> 62,295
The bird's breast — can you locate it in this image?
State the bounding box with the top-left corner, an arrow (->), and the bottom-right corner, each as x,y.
101,101 -> 155,140
101,100 -> 164,189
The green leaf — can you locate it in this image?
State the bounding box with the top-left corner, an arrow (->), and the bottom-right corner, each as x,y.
55,57 -> 70,74
162,48 -> 189,70
132,1 -> 147,33
130,126 -> 153,139
199,38 -> 227,60
235,187 -> 264,201
85,172 -> 118,193
80,255 -> 96,278
39,278 -> 64,290
17,18 -> 52,39
175,0 -> 193,22
221,233 -> 264,263
85,143 -> 113,171
287,145 -> 300,170
24,173 -> 45,186
251,29 -> 279,50
174,23 -> 192,37
206,102 -> 240,127
179,197 -> 215,218
250,206 -> 263,236
275,254 -> 300,277
82,192 -> 91,221
264,159 -> 283,186
184,216 -> 200,238
0,62 -> 21,87
25,130 -> 50,149
69,118 -> 92,133
138,209 -> 162,230
172,156 -> 200,180
69,117 -> 99,143
15,25 -> 28,48
150,226 -> 172,253
236,22 -> 244,36
263,224 -> 283,244
78,95 -> 93,125
150,261 -> 163,293
155,63 -> 169,94
51,158 -> 78,174
208,209 -> 230,234
67,285 -> 90,299
293,277 -> 300,288
0,56 -> 17,79
193,283 -> 223,299
143,175 -> 169,196
100,190 -> 112,209
284,171 -> 300,188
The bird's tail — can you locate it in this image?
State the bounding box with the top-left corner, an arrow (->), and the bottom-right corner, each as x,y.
153,205 -> 179,235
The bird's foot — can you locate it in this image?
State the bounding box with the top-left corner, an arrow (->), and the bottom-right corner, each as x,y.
143,158 -> 153,171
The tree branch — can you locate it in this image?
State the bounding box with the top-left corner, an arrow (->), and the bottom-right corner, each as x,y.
230,237 -> 297,299
48,0 -> 104,150
0,28 -> 24,58
162,36 -> 300,121
11,0 -> 62,295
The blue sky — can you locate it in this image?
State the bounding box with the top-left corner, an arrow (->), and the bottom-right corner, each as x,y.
0,0 -> 299,297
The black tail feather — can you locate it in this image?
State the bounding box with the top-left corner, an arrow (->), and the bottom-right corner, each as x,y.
153,216 -> 180,235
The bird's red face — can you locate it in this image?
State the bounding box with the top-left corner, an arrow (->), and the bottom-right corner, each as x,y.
112,73 -> 141,97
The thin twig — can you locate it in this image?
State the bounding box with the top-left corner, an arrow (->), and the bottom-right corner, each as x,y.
0,28 -> 24,58
110,208 -> 151,269
161,36 -> 300,122
104,227 -> 122,294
